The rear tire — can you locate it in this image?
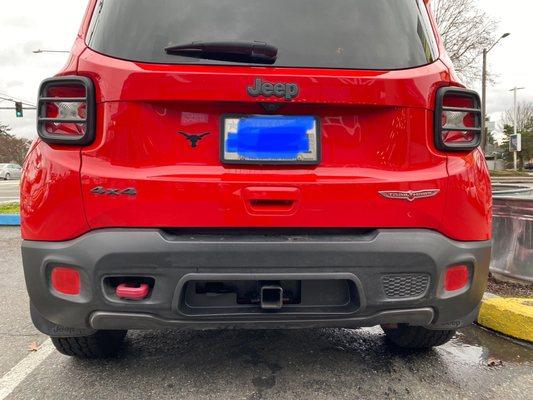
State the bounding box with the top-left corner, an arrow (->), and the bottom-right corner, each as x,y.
51,330 -> 127,358
4,173 -> 9,181
382,325 -> 455,349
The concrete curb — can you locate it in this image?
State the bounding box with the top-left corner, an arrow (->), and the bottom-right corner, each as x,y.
477,293 -> 533,343
0,214 -> 20,226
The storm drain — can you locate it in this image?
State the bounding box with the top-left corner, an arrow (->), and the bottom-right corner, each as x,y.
382,274 -> 430,299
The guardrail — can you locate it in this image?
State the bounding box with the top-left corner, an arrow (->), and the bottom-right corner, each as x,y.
491,184 -> 533,283
492,176 -> 533,184
492,184 -> 533,196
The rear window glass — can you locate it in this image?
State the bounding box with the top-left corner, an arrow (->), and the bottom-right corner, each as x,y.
87,0 -> 438,70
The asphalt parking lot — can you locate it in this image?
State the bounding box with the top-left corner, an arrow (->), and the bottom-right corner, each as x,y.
0,180 -> 19,204
1,227 -> 532,400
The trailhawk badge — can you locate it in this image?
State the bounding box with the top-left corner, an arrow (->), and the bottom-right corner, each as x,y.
379,189 -> 440,202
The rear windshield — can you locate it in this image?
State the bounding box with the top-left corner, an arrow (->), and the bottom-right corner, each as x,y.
87,0 -> 438,70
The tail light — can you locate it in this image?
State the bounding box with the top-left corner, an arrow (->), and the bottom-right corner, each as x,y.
37,76 -> 95,145
435,87 -> 482,151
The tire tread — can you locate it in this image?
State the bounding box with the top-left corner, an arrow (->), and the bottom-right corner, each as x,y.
382,325 -> 455,349
51,330 -> 127,358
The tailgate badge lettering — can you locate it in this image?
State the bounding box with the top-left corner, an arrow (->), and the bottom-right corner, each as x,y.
178,131 -> 210,148
379,189 -> 440,202
247,78 -> 299,101
91,187 -> 137,196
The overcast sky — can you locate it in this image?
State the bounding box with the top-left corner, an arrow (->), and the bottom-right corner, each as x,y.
1,0 -> 532,140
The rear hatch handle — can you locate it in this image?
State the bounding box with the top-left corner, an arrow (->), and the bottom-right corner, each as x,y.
242,187 -> 300,215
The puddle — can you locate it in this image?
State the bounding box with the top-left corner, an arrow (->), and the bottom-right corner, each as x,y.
437,325 -> 533,365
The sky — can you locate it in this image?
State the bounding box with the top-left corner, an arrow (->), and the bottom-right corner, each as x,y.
0,0 -> 532,140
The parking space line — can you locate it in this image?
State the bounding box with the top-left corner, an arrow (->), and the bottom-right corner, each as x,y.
0,339 -> 55,400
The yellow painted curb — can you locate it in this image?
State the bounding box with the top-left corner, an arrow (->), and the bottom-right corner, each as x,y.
477,297 -> 533,343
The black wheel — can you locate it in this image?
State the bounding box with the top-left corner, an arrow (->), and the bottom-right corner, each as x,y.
4,173 -> 10,181
382,325 -> 455,349
51,330 -> 127,358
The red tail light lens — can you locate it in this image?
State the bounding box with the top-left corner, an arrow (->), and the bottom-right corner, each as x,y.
444,264 -> 470,292
37,76 -> 95,145
435,87 -> 482,151
51,267 -> 80,296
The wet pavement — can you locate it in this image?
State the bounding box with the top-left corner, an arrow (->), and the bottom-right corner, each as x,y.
1,227 -> 532,399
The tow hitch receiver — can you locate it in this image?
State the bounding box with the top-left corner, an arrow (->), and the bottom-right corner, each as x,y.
260,285 -> 284,310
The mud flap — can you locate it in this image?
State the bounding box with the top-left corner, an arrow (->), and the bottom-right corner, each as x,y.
30,303 -> 96,337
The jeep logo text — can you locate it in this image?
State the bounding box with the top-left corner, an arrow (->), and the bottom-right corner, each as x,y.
247,78 -> 299,101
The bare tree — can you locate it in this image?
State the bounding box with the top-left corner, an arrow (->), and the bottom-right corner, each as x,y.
433,0 -> 497,84
0,123 -> 31,165
499,102 -> 533,167
501,102 -> 533,133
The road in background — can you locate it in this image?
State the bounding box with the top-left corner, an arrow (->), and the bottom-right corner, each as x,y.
1,227 -> 532,400
0,181 -> 19,204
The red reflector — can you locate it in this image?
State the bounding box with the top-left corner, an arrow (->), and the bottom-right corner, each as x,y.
444,264 -> 469,292
443,94 -> 475,109
51,267 -> 80,295
45,84 -> 86,99
44,120 -> 86,136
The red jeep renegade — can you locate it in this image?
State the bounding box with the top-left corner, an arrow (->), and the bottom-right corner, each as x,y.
21,0 -> 492,358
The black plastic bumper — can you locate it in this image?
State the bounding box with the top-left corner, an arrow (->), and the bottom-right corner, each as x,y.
22,229 -> 491,336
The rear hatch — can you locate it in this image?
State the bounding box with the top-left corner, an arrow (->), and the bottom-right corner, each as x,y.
78,0 -> 451,231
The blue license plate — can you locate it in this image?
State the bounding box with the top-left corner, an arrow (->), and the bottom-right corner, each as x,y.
222,115 -> 319,164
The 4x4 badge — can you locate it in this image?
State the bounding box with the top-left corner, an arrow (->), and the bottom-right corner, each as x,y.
247,78 -> 299,101
178,131 -> 210,148
91,187 -> 137,196
379,189 -> 440,202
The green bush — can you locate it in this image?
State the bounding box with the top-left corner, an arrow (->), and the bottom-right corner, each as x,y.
0,203 -> 20,214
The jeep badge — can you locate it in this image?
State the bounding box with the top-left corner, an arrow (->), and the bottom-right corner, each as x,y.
247,78 -> 299,101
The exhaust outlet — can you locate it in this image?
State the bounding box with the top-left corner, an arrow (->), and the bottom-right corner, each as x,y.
260,285 -> 283,310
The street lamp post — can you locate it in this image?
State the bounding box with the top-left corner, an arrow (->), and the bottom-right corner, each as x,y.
481,33 -> 510,151
32,49 -> 70,54
510,86 -> 525,171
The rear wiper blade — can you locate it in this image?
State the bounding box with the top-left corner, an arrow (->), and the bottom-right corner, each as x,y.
165,41 -> 278,64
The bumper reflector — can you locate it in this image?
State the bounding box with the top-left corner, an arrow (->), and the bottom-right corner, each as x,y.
444,264 -> 470,292
51,267 -> 80,295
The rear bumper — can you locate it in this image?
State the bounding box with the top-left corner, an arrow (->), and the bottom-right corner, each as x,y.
22,229 -> 491,336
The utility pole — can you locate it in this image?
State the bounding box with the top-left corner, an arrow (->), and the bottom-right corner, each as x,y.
482,48 -> 487,149
481,33 -> 510,151
510,86 -> 525,171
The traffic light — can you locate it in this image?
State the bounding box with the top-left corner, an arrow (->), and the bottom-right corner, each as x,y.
15,102 -> 23,118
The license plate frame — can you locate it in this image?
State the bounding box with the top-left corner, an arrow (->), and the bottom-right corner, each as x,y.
220,115 -> 321,165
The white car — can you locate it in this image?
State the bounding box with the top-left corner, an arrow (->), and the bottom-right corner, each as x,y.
0,163 -> 22,180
